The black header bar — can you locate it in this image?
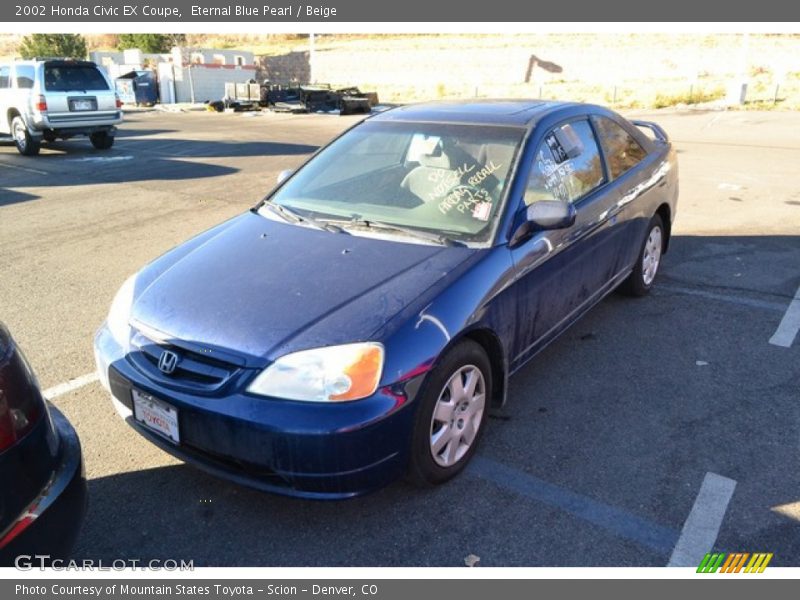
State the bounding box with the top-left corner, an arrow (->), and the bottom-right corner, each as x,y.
3,0 -> 800,22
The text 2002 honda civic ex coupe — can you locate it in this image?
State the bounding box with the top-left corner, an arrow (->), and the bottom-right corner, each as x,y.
94,100 -> 677,498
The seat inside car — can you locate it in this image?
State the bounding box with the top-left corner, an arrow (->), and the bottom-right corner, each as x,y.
401,150 -> 461,203
478,143 -> 515,189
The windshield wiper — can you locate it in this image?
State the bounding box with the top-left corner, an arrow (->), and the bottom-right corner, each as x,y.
330,218 -> 465,247
257,203 -> 344,233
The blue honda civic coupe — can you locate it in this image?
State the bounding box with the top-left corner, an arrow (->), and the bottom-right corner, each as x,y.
94,100 -> 678,498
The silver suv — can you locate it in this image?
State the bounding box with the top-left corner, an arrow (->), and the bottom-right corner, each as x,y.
0,59 -> 123,156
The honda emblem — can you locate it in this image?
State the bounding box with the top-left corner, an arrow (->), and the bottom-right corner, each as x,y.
157,349 -> 179,375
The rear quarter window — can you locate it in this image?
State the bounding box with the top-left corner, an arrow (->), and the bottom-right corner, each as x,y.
14,65 -> 35,89
44,65 -> 109,92
594,116 -> 648,179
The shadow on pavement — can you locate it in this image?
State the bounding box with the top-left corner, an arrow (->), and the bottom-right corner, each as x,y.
0,187 -> 40,207
0,137 -> 319,191
69,234 -> 800,567
74,462 -> 447,567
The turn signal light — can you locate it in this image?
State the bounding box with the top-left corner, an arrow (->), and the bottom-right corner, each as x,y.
329,344 -> 384,401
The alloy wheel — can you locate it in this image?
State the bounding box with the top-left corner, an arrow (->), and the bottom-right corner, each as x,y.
642,225 -> 663,285
429,365 -> 486,468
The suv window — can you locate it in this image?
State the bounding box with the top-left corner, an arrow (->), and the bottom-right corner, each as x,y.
14,65 -> 35,89
593,116 -> 648,179
0,66 -> 10,89
44,65 -> 109,92
525,119 -> 605,205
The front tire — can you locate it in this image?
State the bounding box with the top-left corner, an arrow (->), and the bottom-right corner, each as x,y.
90,132 -> 114,150
408,340 -> 492,486
621,214 -> 665,296
11,116 -> 40,156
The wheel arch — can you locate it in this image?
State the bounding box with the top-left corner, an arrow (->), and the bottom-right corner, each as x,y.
458,327 -> 508,409
656,203 -> 672,253
6,107 -> 21,131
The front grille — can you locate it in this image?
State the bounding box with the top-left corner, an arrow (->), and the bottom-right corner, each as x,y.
128,331 -> 240,393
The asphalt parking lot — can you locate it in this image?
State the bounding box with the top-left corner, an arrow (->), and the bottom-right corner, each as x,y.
1,107 -> 798,567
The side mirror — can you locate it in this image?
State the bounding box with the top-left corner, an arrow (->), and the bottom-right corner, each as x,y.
509,200 -> 576,248
527,200 -> 576,230
276,169 -> 294,184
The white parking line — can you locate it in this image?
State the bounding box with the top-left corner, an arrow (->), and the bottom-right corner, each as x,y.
667,472 -> 737,567
42,372 -> 99,400
769,283 -> 800,348
658,284 -> 787,314
65,156 -> 133,163
0,161 -> 48,175
702,113 -> 725,129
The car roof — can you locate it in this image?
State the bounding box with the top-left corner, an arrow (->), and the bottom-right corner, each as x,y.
370,99 -> 579,128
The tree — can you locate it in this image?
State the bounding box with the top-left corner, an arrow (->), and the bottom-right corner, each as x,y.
117,34 -> 186,54
18,34 -> 87,60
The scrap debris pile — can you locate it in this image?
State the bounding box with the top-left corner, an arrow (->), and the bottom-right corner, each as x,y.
210,81 -> 379,115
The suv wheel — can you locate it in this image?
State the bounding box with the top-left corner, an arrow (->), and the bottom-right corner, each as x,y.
90,132 -> 114,150
11,116 -> 41,156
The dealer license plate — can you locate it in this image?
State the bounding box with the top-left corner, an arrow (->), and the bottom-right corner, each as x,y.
70,99 -> 95,111
132,389 -> 180,444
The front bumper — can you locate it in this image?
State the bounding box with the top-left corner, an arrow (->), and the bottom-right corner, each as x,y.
0,406 -> 88,566
94,326 -> 416,499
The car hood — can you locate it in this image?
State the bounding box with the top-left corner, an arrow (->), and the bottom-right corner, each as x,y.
130,212 -> 473,365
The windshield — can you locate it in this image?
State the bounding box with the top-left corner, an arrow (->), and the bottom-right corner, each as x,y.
44,65 -> 109,91
263,120 -> 525,245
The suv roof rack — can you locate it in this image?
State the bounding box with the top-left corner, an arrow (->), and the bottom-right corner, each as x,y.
32,57 -> 96,65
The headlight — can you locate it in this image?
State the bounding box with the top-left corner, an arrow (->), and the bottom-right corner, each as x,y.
107,274 -> 136,349
247,343 -> 384,402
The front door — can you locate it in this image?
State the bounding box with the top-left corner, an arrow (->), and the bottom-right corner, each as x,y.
509,117 -> 628,369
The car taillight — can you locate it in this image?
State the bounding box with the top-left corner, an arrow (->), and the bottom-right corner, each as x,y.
0,393 -> 41,452
0,326 -> 44,453
0,397 -> 16,451
35,95 -> 47,112
115,94 -> 123,109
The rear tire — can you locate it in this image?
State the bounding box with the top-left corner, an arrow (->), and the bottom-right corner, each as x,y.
408,340 -> 492,486
90,132 -> 114,150
11,116 -> 40,156
621,214 -> 665,296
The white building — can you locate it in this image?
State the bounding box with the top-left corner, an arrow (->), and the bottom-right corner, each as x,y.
90,47 -> 258,104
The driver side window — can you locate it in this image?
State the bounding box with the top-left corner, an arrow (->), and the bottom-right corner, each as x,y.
525,119 -> 605,205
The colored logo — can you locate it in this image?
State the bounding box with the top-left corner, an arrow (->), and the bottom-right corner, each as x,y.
697,553 -> 773,573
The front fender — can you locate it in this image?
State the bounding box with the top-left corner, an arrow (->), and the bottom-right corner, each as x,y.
377,245 -> 517,408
